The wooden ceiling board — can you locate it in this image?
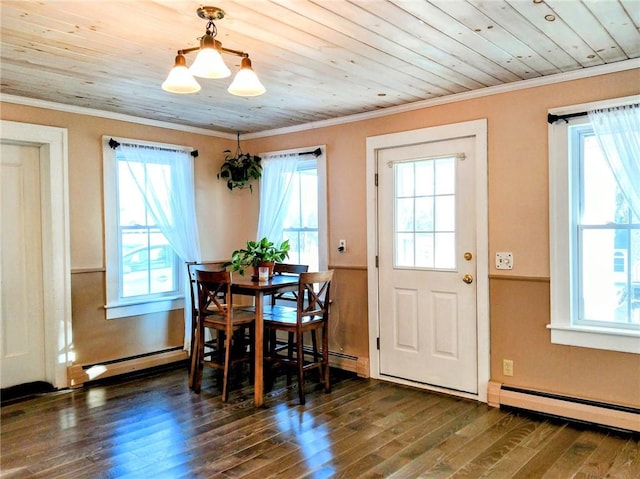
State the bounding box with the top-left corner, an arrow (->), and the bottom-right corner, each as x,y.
1,0 -> 638,134
362,0 -> 523,84
246,0 -> 470,94
471,0 -> 582,71
301,0 -> 491,90
545,0 -> 625,63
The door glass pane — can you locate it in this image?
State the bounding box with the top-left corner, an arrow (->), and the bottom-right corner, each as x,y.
396,198 -> 414,231
415,197 -> 433,231
396,233 -> 414,266
394,156 -> 456,269
435,195 -> 455,231
415,161 -> 434,196
396,162 -> 414,197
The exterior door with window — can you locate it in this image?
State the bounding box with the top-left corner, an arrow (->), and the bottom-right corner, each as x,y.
377,136 -> 478,394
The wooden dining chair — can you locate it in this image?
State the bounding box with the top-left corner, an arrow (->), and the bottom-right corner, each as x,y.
263,263 -> 309,359
191,270 -> 255,401
264,262 -> 309,313
187,261 -> 226,389
263,270 -> 334,405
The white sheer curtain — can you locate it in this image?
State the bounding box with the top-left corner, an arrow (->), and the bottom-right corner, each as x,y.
257,154 -> 300,240
119,143 -> 202,350
588,104 -> 640,219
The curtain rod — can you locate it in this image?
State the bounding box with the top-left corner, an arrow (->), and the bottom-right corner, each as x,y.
299,147 -> 322,157
547,112 -> 588,124
548,102 -> 638,124
108,137 -> 198,157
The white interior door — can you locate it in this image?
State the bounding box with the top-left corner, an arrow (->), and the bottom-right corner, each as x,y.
377,136 -> 478,394
1,143 -> 47,388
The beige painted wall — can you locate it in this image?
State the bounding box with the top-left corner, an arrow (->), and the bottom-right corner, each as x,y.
0,103 -> 252,364
243,68 -> 640,407
2,68 -> 639,406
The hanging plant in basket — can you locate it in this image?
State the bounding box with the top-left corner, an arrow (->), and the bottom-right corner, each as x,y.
217,133 -> 262,192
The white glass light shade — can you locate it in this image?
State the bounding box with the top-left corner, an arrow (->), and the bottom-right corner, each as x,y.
189,35 -> 231,79
189,47 -> 231,79
162,54 -> 201,94
227,57 -> 266,97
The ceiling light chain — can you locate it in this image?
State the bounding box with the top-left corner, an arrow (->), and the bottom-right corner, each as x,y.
161,6 -> 265,97
204,17 -> 218,38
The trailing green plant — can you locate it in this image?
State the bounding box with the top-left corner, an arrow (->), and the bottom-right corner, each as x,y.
217,133 -> 262,191
226,237 -> 290,276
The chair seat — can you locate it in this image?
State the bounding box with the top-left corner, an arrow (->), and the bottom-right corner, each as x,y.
236,304 -> 297,317
202,307 -> 255,327
264,304 -> 297,317
264,312 -> 323,327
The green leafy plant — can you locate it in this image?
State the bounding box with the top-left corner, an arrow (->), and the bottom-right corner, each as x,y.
217,133 -> 262,192
226,237 -> 290,276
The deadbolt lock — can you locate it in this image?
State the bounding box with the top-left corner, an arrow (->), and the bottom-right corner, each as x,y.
464,252 -> 473,261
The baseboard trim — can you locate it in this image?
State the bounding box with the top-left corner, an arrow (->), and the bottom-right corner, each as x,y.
487,381 -> 640,432
68,349 -> 188,388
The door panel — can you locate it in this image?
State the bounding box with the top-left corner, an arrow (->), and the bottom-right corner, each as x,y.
378,136 -> 477,394
1,143 -> 46,388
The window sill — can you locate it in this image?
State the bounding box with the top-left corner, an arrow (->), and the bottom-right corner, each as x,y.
547,323 -> 640,354
105,296 -> 184,319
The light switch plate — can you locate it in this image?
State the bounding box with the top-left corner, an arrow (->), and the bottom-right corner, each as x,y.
496,252 -> 513,270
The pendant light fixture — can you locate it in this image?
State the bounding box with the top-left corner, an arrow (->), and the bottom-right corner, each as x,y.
162,6 -> 265,96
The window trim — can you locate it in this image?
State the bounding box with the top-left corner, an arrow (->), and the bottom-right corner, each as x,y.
548,95 -> 640,354
102,136 -> 186,319
260,145 -> 328,270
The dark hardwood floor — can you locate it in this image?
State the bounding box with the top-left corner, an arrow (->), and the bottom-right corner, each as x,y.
1,364 -> 638,479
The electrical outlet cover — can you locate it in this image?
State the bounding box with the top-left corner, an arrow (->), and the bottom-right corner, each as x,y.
496,252 -> 513,270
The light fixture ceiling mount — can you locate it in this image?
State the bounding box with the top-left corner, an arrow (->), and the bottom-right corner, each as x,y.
197,5 -> 225,21
161,6 -> 265,97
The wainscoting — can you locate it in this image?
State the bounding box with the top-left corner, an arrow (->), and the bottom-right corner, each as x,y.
489,276 -> 640,417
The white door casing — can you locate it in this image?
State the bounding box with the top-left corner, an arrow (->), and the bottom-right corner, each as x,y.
377,136 -> 478,394
1,144 -> 46,387
366,119 -> 489,402
0,120 -> 71,389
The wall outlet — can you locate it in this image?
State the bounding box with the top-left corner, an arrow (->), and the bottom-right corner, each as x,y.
503,359 -> 514,376
496,252 -> 513,270
338,239 -> 346,253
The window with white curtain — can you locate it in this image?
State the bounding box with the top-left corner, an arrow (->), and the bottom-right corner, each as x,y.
103,137 -> 201,320
548,97 -> 640,354
257,146 -> 327,271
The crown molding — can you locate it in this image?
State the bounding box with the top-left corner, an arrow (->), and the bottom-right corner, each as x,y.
244,59 -> 640,139
0,94 -> 235,139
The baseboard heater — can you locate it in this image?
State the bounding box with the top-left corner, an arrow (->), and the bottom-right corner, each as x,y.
67,347 -> 188,388
278,342 -> 368,378
488,381 -> 640,433
326,350 -> 369,377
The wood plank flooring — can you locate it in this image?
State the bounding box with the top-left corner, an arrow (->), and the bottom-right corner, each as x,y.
1,364 -> 638,478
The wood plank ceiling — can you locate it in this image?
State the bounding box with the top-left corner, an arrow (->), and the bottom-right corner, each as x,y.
1,0 -> 639,134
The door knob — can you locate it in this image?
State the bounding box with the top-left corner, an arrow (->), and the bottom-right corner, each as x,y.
462,274 -> 473,284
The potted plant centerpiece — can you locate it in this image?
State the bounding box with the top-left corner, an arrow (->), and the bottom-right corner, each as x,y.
227,237 -> 290,279
217,133 -> 262,192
